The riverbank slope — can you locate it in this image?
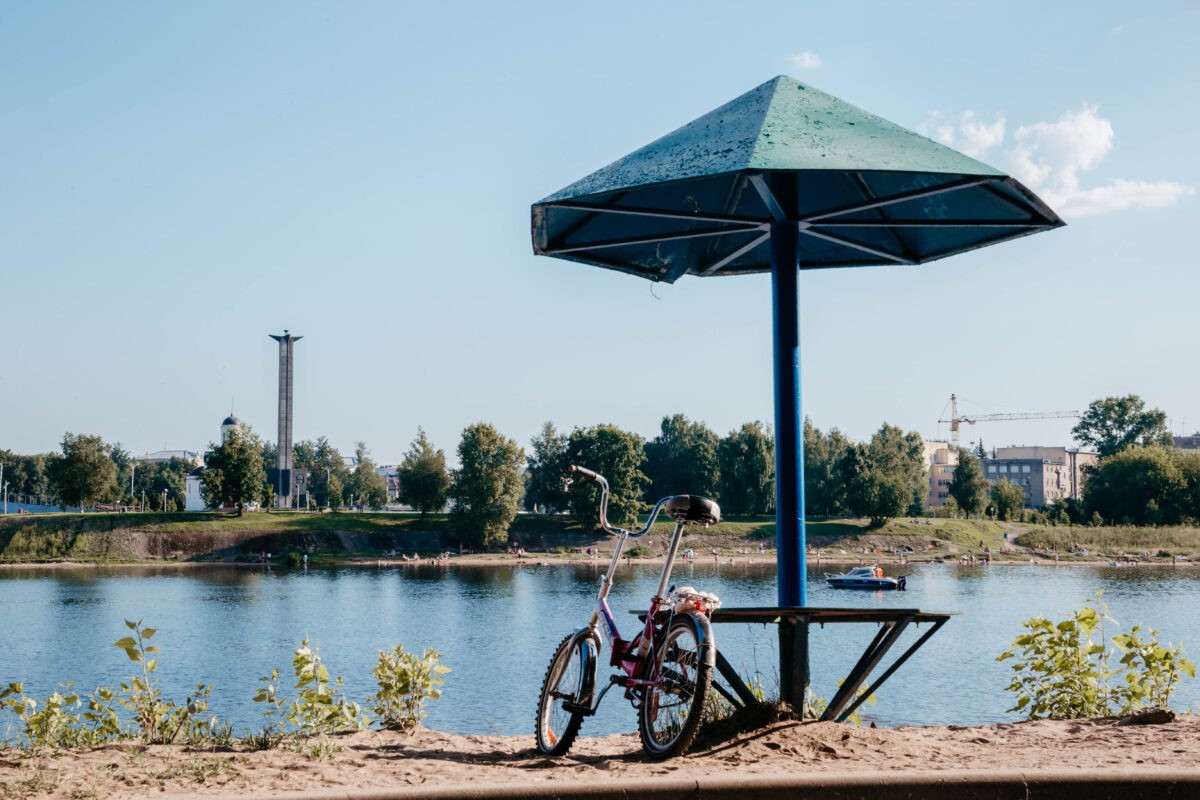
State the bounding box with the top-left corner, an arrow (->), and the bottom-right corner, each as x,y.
2,511 -> 1198,566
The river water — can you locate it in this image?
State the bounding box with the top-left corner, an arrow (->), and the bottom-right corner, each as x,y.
2,561 -> 1198,737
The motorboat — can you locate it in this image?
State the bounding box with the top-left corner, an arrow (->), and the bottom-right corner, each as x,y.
825,566 -> 907,591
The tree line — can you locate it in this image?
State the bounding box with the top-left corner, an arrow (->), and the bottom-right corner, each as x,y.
0,428 -> 391,516
2,412 -> 939,545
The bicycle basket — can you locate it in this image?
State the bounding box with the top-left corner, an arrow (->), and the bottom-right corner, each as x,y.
670,586 -> 721,616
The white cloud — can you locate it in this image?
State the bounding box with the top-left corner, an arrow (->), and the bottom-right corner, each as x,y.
1050,179 -> 1194,217
787,51 -> 821,70
921,105 -> 1194,218
922,111 -> 1005,159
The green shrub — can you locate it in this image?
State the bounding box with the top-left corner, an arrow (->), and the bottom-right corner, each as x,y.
371,644 -> 449,731
1110,624 -> 1195,711
114,619 -> 216,744
254,639 -> 369,744
1,620 -> 220,751
286,640 -> 369,735
0,683 -> 84,752
998,601 -> 1194,719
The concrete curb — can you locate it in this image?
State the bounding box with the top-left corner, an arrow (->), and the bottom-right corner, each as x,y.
179,769 -> 1200,800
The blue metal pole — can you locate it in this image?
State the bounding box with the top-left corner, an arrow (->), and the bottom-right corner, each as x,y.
771,221 -> 806,607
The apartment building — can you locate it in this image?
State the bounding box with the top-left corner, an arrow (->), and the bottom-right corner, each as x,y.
981,446 -> 1097,508
923,441 -> 958,509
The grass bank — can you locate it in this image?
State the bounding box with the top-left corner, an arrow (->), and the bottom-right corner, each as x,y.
4,510 -> 1199,565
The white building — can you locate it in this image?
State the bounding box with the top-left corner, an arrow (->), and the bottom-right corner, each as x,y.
136,450 -> 202,467
184,415 -> 258,512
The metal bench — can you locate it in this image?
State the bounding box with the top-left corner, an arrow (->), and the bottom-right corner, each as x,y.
709,606 -> 955,723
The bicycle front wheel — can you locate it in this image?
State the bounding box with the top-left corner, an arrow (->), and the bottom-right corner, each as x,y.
535,631 -> 596,756
638,612 -> 713,759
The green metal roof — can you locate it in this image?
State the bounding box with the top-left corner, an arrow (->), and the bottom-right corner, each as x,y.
540,76 -> 1003,204
532,77 -> 1062,283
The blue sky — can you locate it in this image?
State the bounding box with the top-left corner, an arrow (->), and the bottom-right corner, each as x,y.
2,2 -> 1197,464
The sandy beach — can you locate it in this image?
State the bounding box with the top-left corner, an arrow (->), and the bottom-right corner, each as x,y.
3,712 -> 1197,799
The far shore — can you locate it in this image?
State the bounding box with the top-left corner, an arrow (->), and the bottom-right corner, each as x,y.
0,549 -> 1192,571
5,508 -> 1200,570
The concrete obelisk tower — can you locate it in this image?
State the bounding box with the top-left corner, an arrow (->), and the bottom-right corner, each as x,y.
269,331 -> 301,509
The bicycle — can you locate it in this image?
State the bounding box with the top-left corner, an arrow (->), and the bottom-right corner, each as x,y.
534,465 -> 722,759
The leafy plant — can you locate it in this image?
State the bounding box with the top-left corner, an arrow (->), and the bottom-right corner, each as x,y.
1110,623 -> 1195,711
370,644 -> 449,731
80,686 -> 122,744
252,640 -> 369,756
114,619 -> 216,744
998,601 -> 1194,719
285,639 -> 368,736
251,668 -> 287,744
0,682 -> 83,752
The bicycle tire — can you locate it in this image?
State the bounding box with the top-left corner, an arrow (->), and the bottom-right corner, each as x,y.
638,611 -> 714,759
535,631 -> 596,756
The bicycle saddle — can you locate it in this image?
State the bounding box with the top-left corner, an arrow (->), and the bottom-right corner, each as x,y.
664,494 -> 721,526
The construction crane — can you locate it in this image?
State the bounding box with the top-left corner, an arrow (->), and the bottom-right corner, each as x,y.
938,394 -> 1080,449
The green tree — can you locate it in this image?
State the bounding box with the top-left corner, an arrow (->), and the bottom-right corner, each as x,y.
109,443 -> 133,501
0,450 -> 50,503
1083,445 -> 1186,525
1176,451 -> 1200,525
717,422 -> 775,516
803,419 -> 849,516
348,442 -> 389,509
133,459 -> 192,511
524,422 -> 570,513
397,429 -> 451,520
948,448 -> 989,517
260,439 -> 278,481
200,426 -> 267,516
1072,395 -> 1173,458
47,433 -> 118,509
326,473 -> 345,511
293,437 -> 350,508
565,424 -> 647,530
643,414 -> 719,500
451,423 -> 525,547
989,479 -> 1026,521
840,424 -> 926,528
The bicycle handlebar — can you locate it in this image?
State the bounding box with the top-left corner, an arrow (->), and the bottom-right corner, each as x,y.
568,465 -> 599,482
569,465 -> 670,538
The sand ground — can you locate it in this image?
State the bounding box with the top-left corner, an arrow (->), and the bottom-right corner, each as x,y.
2,713 -> 1196,799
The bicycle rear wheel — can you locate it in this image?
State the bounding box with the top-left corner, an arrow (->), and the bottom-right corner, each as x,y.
535,631 -> 596,756
638,612 -> 713,759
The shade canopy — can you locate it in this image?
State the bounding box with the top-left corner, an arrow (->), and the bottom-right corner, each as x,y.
533,76 -> 1063,281
530,74 -> 1063,638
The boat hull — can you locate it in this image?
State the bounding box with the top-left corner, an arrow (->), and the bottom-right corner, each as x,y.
824,573 -> 906,591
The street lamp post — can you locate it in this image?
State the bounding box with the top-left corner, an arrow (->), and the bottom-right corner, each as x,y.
162,489 -> 168,513
3,481 -> 8,516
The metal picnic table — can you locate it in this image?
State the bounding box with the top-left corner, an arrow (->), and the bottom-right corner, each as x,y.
708,606 -> 956,723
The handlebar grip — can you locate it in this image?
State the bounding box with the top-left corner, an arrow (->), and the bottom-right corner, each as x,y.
568,465 -> 600,481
